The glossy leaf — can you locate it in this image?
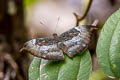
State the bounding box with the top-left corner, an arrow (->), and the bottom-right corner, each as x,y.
109,19 -> 120,77
29,50 -> 92,80
40,60 -> 63,80
29,57 -> 41,80
57,50 -> 92,80
96,9 -> 120,78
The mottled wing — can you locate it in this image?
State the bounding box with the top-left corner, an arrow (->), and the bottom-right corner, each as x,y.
58,25 -> 91,57
21,38 -> 64,61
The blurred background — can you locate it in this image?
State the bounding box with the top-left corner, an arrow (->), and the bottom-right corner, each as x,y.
0,0 -> 120,80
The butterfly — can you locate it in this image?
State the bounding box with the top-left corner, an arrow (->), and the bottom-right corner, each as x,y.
20,25 -> 96,61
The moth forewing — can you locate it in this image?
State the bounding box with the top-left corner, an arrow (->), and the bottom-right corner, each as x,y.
21,38 -> 65,61
20,25 -> 97,61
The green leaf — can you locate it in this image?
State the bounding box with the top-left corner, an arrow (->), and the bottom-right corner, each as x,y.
109,18 -> 120,77
96,9 -> 120,78
29,57 -> 41,80
40,50 -> 92,80
40,60 -> 63,80
57,50 -> 92,80
24,0 -> 44,8
89,69 -> 107,80
29,50 -> 92,80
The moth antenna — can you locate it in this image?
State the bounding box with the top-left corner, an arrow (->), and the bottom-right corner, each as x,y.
40,21 -> 48,29
52,17 -> 60,38
39,20 -> 51,36
54,17 -> 60,34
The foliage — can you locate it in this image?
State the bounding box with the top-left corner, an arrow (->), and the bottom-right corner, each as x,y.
29,50 -> 92,80
89,69 -> 107,80
96,9 -> 120,78
28,8 -> 120,80
24,0 -> 43,7
29,57 -> 41,80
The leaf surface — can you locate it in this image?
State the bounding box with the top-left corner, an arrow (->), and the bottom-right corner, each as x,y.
96,9 -> 120,78
29,57 -> 41,80
29,50 -> 92,80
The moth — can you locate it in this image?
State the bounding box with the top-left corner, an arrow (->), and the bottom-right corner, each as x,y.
20,25 -> 97,61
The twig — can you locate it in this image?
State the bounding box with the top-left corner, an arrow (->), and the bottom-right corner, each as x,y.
0,57 -> 4,80
4,53 -> 23,80
4,68 -> 11,80
74,0 -> 93,26
4,53 -> 18,72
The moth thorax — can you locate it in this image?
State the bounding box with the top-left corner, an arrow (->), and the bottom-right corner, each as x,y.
57,42 -> 65,49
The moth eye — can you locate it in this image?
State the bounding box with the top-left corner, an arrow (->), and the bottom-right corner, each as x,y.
58,42 -> 65,49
